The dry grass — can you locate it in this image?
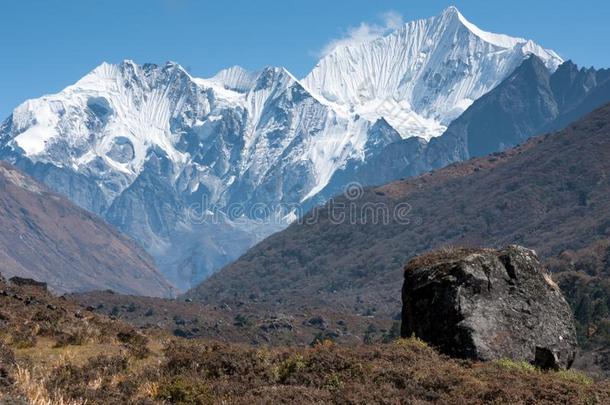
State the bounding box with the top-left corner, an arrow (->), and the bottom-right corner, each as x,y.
12,365 -> 85,405
3,329 -> 610,404
34,337 -> 610,404
1,253 -> 609,403
404,245 -> 489,272
14,337 -> 123,369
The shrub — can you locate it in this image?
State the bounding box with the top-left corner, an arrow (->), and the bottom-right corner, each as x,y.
10,328 -> 36,349
322,372 -> 342,390
494,358 -> 539,373
554,369 -> 593,386
53,332 -> 85,348
233,313 -> 251,328
163,341 -> 202,374
156,376 -> 212,405
53,324 -> 93,347
84,354 -> 129,377
276,354 -> 306,383
117,329 -> 150,359
382,322 -> 401,343
363,324 -> 378,344
0,341 -> 15,388
394,336 -> 429,350
310,331 -> 337,347
0,341 -> 15,365
405,246 -> 486,272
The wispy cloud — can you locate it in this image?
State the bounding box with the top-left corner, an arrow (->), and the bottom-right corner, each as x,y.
317,11 -> 404,58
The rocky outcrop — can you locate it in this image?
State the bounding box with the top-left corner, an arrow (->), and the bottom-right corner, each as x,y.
401,246 -> 577,369
8,276 -> 47,290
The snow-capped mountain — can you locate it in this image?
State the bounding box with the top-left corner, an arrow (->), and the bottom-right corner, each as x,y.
1,60 -> 379,289
303,6 -> 562,140
0,7 -> 562,291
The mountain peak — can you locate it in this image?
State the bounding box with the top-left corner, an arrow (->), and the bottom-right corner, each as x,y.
119,58 -> 138,68
209,65 -> 296,93
255,66 -> 296,84
440,5 -> 461,19
303,8 -> 562,140
210,65 -> 257,92
444,7 -> 526,49
520,54 -> 549,70
504,55 -> 554,88
163,60 -> 187,71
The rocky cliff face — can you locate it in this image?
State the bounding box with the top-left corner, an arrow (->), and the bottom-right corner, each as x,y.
0,62 -> 388,290
401,246 -> 577,369
303,6 -> 561,140
441,56 -> 610,158
313,56 -> 610,205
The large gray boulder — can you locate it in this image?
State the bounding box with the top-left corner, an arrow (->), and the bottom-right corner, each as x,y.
401,245 -> 577,369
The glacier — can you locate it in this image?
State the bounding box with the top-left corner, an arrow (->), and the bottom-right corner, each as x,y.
0,7 -> 562,292
303,6 -> 561,140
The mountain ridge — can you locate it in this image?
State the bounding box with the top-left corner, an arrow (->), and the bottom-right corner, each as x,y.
0,7 -> 571,289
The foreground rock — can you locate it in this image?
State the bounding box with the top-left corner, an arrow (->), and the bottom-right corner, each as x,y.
401,245 -> 577,369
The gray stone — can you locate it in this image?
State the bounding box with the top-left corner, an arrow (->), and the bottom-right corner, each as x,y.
401,245 -> 577,369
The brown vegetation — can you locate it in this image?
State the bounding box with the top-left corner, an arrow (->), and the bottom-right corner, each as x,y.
403,246 -> 489,273
5,334 -> 610,404
149,338 -> 609,405
68,289 -> 394,347
2,269 -> 609,404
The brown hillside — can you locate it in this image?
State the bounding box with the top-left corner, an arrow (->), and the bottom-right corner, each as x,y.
190,103 -> 610,324
0,162 -> 173,296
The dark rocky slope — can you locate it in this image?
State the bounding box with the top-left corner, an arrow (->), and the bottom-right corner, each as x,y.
442,56 -> 610,159
0,162 -> 173,296
190,103 -> 610,326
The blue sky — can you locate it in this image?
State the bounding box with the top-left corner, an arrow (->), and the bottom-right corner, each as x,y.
2,0 -> 609,118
